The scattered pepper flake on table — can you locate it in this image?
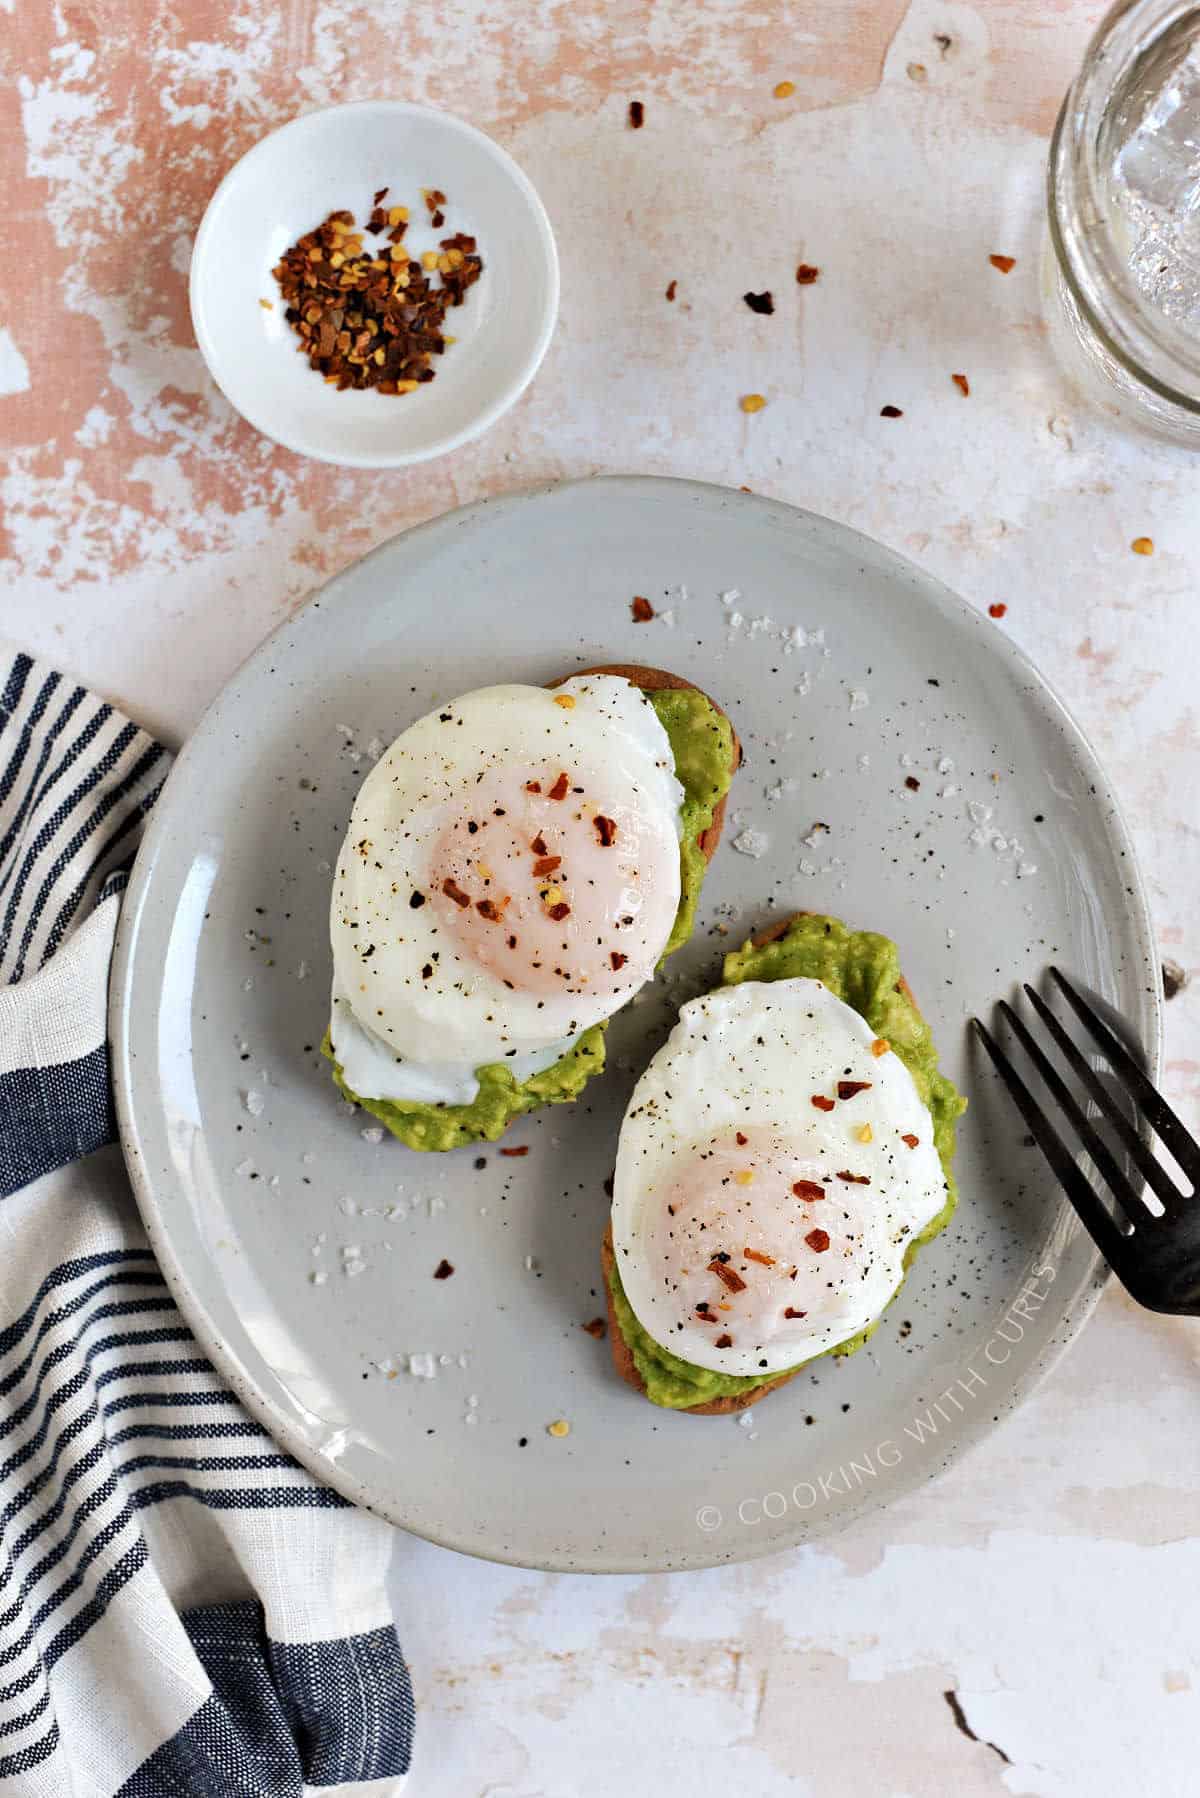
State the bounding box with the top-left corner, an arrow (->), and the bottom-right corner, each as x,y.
989,253 -> 1017,274
989,602 -> 1008,619
773,80 -> 795,98
665,279 -> 678,301
795,263 -> 820,285
744,291 -> 774,315
880,404 -> 903,418
272,195 -> 483,393
905,775 -> 921,790
740,393 -> 767,413
805,1228 -> 831,1253
628,100 -> 644,128
952,372 -> 970,396
1131,535 -> 1154,555
500,1144 -> 529,1157
631,595 -> 655,622
433,1258 -> 455,1280
581,1317 -> 607,1338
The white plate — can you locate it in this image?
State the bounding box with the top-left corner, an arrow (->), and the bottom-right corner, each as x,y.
111,477 -> 1160,1573
189,101 -> 558,467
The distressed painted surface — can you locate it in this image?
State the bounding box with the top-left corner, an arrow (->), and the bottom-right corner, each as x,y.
3,0 -> 1197,1791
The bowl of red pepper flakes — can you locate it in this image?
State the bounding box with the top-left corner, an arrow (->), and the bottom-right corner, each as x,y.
190,100 -> 559,468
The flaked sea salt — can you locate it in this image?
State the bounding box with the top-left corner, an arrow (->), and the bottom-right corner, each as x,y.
938,756 -> 955,774
849,689 -> 869,711
243,1090 -> 265,1117
732,829 -> 769,858
719,588 -> 740,607
234,1158 -> 254,1177
408,1353 -> 436,1379
857,753 -> 871,772
361,1125 -> 384,1145
967,801 -> 993,826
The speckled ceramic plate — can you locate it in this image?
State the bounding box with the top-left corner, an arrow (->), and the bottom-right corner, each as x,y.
111,477 -> 1160,1573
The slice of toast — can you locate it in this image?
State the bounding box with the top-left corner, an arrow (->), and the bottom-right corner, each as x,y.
603,910 -> 920,1415
553,664 -> 741,865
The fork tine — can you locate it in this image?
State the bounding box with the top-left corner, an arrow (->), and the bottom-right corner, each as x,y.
1049,968 -> 1200,1188
1020,986 -> 1182,1215
972,1016 -> 1129,1264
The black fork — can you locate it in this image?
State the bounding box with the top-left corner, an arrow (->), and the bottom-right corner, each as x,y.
972,967 -> 1200,1314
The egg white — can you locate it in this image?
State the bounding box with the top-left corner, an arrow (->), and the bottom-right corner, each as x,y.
329,675 -> 683,1103
611,978 -> 949,1376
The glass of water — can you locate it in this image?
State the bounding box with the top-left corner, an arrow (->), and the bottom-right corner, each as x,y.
1048,0 -> 1200,441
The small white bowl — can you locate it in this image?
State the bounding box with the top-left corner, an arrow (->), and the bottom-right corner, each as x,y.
190,101 -> 559,468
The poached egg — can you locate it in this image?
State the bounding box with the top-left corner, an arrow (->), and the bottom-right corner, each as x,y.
330,675 -> 684,1105
611,977 -> 948,1376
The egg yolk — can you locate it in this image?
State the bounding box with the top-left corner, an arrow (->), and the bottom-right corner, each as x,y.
646,1131 -> 859,1345
428,766 -> 678,996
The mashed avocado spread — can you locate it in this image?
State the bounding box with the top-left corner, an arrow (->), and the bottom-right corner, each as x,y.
608,912 -> 967,1409
324,686 -> 733,1151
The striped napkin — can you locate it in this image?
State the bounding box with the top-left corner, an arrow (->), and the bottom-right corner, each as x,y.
0,645 -> 414,1796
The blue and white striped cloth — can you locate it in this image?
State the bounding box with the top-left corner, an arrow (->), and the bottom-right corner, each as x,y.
0,645 -> 414,1796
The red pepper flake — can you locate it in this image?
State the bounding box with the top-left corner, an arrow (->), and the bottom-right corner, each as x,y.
631,595 -> 655,622
736,1131 -> 748,1146
593,815 -> 617,847
744,1247 -> 776,1267
837,1080 -> 873,1101
835,1170 -> 871,1185
989,602 -> 1008,619
476,897 -> 508,921
709,1258 -> 748,1294
442,877 -> 471,908
629,100 -> 644,128
805,1228 -> 831,1253
525,780 -> 542,794
581,1317 -> 607,1338
714,1333 -> 733,1349
811,1093 -> 836,1112
547,901 -> 571,921
783,1306 -> 807,1319
423,187 -> 447,213
665,279 -> 678,301
500,1145 -> 529,1157
610,950 -> 628,971
989,253 -> 1016,274
880,404 -> 903,418
272,203 -> 483,394
792,1180 -> 826,1202
871,1037 -> 890,1057
905,775 -> 921,791
795,263 -> 820,285
744,290 -> 774,315
548,772 -> 570,801
532,855 -> 562,877
373,186 -> 389,206
530,833 -> 548,855
901,1133 -> 920,1149
951,372 -> 970,397
433,1258 -> 454,1279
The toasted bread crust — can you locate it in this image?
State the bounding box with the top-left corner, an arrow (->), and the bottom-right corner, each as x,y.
604,909 -> 920,1414
554,664 -> 740,863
